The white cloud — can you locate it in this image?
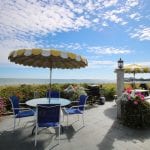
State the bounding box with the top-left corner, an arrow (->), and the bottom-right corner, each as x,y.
0,0 -> 142,40
129,13 -> 141,21
0,0 -> 144,67
88,60 -> 115,68
103,11 -> 128,25
103,0 -> 118,8
139,62 -> 150,67
48,43 -> 83,51
90,60 -> 115,65
47,43 -> 131,55
125,0 -> 139,7
126,61 -> 150,67
0,0 -> 91,38
111,7 -> 129,14
102,21 -> 109,27
85,1 -> 97,11
65,0 -> 74,9
74,16 -> 91,29
130,26 -> 150,41
1,41 -> 131,67
103,12 -> 122,24
87,46 -> 131,54
93,18 -> 99,23
0,38 -> 37,63
102,0 -> 140,24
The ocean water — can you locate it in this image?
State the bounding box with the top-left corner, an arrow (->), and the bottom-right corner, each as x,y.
0,78 -> 115,86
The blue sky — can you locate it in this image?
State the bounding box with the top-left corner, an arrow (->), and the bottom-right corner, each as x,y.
0,0 -> 150,80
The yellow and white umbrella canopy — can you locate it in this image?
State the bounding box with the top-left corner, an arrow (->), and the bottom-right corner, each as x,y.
124,64 -> 150,74
124,64 -> 150,86
8,49 -> 88,95
8,48 -> 88,68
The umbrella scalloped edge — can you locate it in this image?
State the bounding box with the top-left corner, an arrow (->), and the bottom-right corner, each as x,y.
8,48 -> 88,69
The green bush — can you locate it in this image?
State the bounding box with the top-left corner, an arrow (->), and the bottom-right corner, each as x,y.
121,98 -> 150,128
0,83 -> 117,111
103,86 -> 116,101
0,99 -> 5,116
0,84 -> 87,110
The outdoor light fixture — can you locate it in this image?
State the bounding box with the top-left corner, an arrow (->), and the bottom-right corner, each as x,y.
118,58 -> 124,69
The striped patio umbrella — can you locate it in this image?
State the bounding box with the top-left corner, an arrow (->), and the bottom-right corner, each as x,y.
8,48 -> 88,97
124,64 -> 150,86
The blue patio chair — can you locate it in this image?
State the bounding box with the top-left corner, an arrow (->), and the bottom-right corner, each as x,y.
63,95 -> 88,126
46,90 -> 60,98
9,96 -> 35,130
35,104 -> 61,146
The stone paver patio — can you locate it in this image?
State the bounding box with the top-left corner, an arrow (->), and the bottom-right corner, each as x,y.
0,101 -> 150,150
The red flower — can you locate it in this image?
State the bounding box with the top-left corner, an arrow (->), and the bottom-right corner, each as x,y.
125,87 -> 132,94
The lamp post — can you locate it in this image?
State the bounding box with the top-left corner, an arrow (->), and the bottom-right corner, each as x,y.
116,58 -> 124,119
118,58 -> 124,69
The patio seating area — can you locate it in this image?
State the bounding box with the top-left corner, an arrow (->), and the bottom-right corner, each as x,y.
1,101 -> 150,150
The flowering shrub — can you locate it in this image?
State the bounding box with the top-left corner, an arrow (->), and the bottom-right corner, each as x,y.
62,85 -> 87,101
0,98 -> 5,116
121,88 -> 150,128
125,88 -> 145,105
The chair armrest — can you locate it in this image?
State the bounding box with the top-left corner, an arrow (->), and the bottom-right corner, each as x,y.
70,100 -> 79,104
72,100 -> 79,102
70,105 -> 85,109
19,103 -> 26,105
13,107 -> 35,112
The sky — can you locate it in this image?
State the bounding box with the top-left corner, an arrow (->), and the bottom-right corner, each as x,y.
0,0 -> 150,81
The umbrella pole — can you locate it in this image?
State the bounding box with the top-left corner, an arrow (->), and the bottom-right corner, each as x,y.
133,72 -> 135,89
49,67 -> 52,103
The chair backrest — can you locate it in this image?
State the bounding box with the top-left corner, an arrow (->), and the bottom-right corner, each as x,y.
9,96 -> 20,115
78,95 -> 88,111
37,104 -> 60,125
34,91 -> 39,98
46,90 -> 60,98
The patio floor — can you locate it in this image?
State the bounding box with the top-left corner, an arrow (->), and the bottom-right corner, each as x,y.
0,101 -> 150,150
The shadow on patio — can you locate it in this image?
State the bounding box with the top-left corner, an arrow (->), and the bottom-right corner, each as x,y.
1,102 -> 150,150
97,104 -> 150,150
0,126 -> 40,150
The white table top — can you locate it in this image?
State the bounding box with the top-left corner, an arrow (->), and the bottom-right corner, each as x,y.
26,97 -> 71,107
131,89 -> 149,92
144,95 -> 150,100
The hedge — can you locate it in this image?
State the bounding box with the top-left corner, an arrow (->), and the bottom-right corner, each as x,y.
0,83 -> 117,114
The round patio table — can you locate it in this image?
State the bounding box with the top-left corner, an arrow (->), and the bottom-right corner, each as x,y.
26,97 -> 71,135
26,97 -> 71,107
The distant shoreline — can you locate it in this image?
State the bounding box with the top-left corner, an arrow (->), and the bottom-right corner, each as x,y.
0,78 -> 115,86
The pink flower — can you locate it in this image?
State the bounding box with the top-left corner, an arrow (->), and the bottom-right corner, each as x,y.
126,88 -> 132,94
136,92 -> 141,95
140,95 -> 145,101
128,95 -> 131,100
0,100 -> 4,109
134,101 -> 138,105
135,93 -> 145,101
